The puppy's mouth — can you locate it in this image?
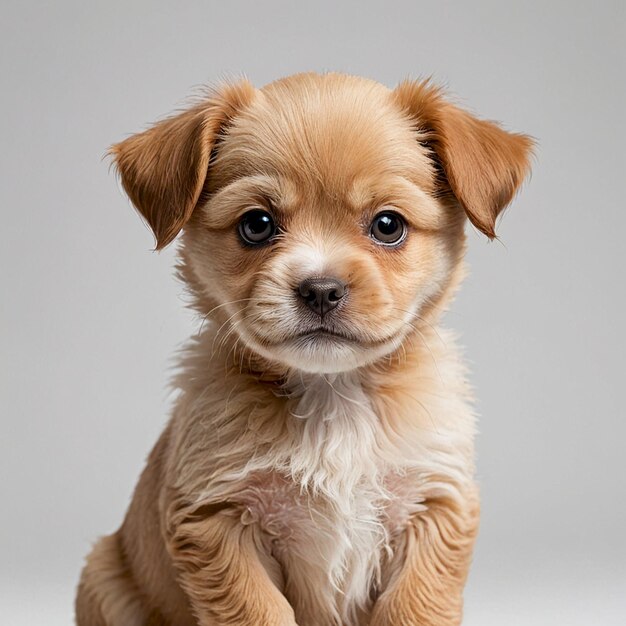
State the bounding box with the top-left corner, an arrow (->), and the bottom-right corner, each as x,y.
294,327 -> 357,342
241,313 -> 409,373
254,315 -> 402,349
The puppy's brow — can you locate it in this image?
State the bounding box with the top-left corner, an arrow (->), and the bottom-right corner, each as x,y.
201,174 -> 293,228
349,176 -> 446,230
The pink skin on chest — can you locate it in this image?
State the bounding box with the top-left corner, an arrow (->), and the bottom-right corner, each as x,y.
230,470 -> 426,542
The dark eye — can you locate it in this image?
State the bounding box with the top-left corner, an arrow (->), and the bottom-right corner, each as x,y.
370,211 -> 406,245
238,209 -> 276,245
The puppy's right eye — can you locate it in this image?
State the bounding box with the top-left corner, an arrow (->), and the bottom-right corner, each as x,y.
238,210 -> 276,245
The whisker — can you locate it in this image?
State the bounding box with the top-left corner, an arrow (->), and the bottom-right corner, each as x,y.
401,319 -> 444,385
390,306 -> 447,349
213,309 -> 270,361
197,297 -> 258,335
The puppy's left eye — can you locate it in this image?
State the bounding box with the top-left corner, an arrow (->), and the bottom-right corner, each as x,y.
238,209 -> 277,245
370,211 -> 407,245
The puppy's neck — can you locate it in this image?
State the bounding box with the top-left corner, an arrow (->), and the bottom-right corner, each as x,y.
282,369 -> 367,408
175,325 -> 432,433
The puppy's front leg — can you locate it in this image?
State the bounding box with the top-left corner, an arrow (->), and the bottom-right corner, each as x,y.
168,508 -> 297,626
370,493 -> 479,626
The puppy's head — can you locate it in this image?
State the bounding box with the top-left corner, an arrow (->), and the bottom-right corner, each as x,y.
112,73 -> 532,374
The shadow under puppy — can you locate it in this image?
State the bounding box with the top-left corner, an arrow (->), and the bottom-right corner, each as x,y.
76,72 -> 532,626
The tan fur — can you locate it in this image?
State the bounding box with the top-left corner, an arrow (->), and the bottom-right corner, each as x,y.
77,72 -> 532,625
370,492 -> 480,626
393,80 -> 533,239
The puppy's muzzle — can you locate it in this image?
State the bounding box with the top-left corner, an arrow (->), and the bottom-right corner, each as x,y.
298,277 -> 347,318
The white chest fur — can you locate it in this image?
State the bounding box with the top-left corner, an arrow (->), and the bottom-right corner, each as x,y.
186,341 -> 476,626
226,374 -> 435,625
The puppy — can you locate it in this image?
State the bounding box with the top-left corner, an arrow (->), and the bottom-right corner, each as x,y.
76,72 -> 532,626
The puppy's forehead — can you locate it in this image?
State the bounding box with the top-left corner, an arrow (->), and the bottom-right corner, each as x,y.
213,73 -> 434,200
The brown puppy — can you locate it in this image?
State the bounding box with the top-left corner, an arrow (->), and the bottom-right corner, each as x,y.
76,72 -> 532,626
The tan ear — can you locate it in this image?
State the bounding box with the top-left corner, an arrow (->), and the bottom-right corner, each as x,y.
111,80 -> 256,249
393,80 -> 534,238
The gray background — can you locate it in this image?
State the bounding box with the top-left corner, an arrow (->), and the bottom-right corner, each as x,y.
1,1 -> 624,624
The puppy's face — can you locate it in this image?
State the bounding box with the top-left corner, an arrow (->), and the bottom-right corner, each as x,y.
185,77 -> 462,373
113,73 -> 532,374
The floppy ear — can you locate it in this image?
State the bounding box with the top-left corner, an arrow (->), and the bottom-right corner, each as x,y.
111,80 -> 256,249
393,80 -> 534,238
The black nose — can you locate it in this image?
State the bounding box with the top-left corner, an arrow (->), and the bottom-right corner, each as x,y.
298,277 -> 347,317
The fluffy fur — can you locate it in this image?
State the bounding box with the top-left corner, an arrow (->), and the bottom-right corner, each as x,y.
76,72 -> 532,625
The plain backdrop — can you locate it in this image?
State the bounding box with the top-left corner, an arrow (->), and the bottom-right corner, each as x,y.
1,1 -> 624,624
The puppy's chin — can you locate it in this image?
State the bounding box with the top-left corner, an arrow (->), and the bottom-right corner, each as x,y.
271,336 -> 367,375
237,327 -> 404,375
